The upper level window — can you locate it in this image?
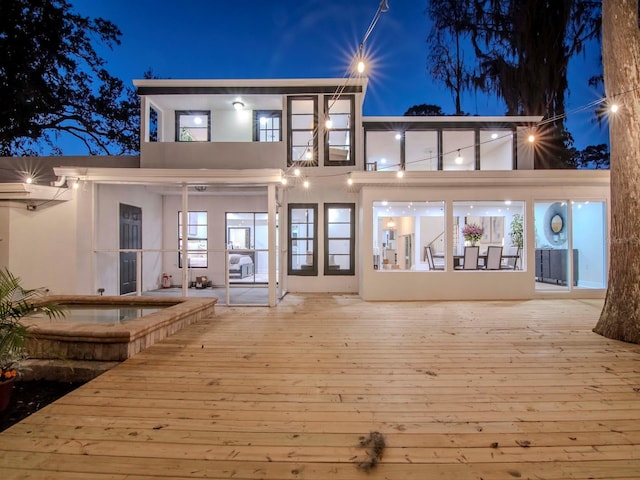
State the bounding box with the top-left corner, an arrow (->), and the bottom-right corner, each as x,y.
149,106 -> 159,142
325,96 -> 355,166
254,110 -> 282,142
288,97 -> 317,166
176,111 -> 210,142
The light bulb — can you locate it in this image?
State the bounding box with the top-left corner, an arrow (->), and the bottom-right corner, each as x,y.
347,178 -> 353,185
528,134 -> 535,143
25,177 -> 33,184
357,60 -> 365,73
281,177 -> 288,185
303,179 -> 310,189
294,168 -> 301,176
397,170 -> 404,178
454,150 -> 463,164
325,117 -> 333,129
610,104 -> 619,113
395,133 -> 402,140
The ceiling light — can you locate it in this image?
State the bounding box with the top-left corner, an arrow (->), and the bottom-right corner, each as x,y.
233,101 -> 245,111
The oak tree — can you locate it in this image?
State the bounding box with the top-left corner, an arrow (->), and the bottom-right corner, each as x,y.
0,0 -> 139,155
593,0 -> 640,344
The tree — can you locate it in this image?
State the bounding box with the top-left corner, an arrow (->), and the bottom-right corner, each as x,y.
593,0 -> 640,344
404,104 -> 445,116
567,143 -> 610,169
0,0 -> 139,155
425,0 -> 473,115
425,0 -> 601,168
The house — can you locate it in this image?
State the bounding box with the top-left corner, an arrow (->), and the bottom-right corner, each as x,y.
0,77 -> 610,305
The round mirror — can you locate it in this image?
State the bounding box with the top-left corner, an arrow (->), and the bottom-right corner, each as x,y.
550,214 -> 563,233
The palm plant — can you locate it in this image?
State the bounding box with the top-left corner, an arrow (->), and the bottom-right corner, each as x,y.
0,269 -> 65,381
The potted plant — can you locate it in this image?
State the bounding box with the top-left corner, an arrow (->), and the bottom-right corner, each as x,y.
0,269 -> 64,412
509,213 -> 524,248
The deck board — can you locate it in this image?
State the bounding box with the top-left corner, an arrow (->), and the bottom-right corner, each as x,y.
2,294 -> 640,479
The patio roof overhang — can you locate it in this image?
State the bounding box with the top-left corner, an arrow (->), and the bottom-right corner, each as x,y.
347,169 -> 610,190
53,167 -> 285,187
0,183 -> 73,202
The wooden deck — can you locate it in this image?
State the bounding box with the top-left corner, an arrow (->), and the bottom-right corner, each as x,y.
1,294 -> 640,479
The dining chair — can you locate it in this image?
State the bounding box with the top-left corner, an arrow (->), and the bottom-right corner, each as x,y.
500,246 -> 520,270
425,246 -> 444,271
461,245 -> 480,270
484,245 -> 503,270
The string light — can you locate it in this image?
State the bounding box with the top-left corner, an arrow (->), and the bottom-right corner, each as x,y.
454,149 -> 463,164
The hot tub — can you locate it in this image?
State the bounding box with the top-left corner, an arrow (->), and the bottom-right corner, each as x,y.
25,295 -> 217,362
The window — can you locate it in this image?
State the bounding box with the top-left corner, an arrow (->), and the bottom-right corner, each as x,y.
254,110 -> 282,142
480,130 -> 513,170
365,131 -> 402,171
288,97 -> 317,166
288,204 -> 317,275
373,201 -> 446,271
175,111 -> 210,142
453,201 -> 525,271
443,130 -> 475,170
325,96 -> 355,166
149,106 -> 158,142
325,203 -> 355,275
178,211 -> 208,268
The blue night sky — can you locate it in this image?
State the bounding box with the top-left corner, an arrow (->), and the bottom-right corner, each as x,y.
69,0 -> 607,151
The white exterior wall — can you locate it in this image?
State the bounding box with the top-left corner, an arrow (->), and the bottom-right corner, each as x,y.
284,180 -> 359,294
5,198 -> 78,293
94,184 -> 163,296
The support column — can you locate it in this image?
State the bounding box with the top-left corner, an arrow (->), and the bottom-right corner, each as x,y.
268,183 -> 277,306
181,183 -> 189,297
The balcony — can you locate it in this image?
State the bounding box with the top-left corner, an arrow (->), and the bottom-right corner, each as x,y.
140,141 -> 286,170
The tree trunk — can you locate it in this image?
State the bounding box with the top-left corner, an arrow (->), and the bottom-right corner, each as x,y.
594,0 -> 640,343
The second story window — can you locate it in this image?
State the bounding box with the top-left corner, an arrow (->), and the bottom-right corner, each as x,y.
288,96 -> 317,166
254,110 -> 282,142
325,96 -> 355,166
176,111 -> 210,142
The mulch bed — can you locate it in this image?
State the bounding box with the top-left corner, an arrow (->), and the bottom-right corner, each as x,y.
0,380 -> 84,432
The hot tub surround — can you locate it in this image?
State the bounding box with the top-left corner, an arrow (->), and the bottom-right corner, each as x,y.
25,296 -> 217,362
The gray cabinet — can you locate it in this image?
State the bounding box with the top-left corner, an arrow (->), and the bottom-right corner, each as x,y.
535,249 -> 578,286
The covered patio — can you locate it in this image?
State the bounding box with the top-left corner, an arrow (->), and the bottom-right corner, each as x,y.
1,295 -> 639,478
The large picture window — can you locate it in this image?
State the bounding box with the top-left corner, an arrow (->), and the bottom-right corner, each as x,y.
288,204 -> 317,275
325,96 -> 355,166
175,110 -> 210,142
178,211 -> 208,268
254,110 -> 282,142
373,201 -> 446,271
288,97 -> 317,166
325,203 -> 355,275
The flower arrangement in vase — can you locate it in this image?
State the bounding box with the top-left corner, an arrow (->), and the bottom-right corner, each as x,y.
462,223 -> 484,246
